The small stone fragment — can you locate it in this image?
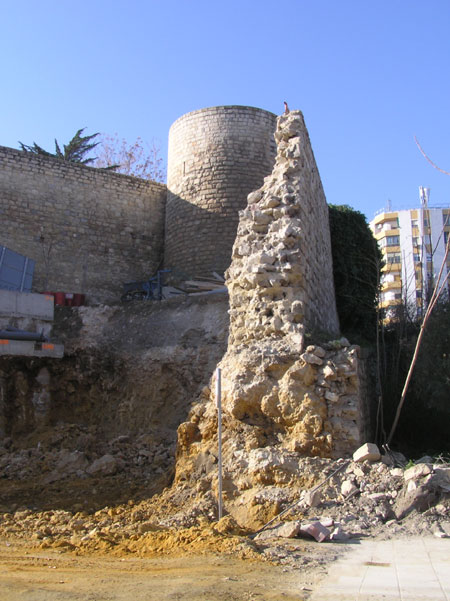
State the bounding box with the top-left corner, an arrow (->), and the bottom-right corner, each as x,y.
330,525 -> 349,541
303,489 -> 322,508
403,463 -> 432,481
275,520 -> 302,538
341,480 -> 358,497
353,443 -> 381,463
299,521 -> 331,542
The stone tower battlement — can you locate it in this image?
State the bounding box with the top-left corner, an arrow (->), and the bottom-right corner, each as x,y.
164,106 -> 277,278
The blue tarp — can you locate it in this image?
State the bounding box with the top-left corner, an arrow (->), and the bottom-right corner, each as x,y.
0,246 -> 35,292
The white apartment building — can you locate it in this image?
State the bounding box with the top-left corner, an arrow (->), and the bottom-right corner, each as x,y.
370,195 -> 449,318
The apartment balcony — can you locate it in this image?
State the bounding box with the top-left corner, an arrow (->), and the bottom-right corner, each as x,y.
382,262 -> 401,272
381,280 -> 402,291
379,298 -> 402,309
374,227 -> 400,241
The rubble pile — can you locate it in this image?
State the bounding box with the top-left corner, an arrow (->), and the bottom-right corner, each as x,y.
0,425 -> 176,511
252,453 -> 450,543
0,430 -> 174,485
0,447 -> 448,562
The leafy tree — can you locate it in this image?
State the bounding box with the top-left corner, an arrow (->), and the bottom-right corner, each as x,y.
94,134 -> 166,183
328,204 -> 382,342
19,128 -> 100,165
381,296 -> 450,454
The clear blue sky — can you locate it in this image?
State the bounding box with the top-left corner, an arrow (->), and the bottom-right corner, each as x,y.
1,0 -> 449,220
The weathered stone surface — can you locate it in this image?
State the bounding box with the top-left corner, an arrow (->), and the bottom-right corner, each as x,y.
0,146 -> 165,304
394,485 -> 438,519
165,106 -> 277,278
353,443 -> 381,463
56,450 -> 89,474
341,480 -> 359,497
404,463 -> 432,481
274,520 -> 302,538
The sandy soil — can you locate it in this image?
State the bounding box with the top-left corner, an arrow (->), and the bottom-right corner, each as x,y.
0,535 -> 342,601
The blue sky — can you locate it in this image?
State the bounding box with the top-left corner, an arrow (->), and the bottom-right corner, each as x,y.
1,0 -> 449,220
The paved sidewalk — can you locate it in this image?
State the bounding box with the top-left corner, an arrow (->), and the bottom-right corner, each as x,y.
309,537 -> 450,601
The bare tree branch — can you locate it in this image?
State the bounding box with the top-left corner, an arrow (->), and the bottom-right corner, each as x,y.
387,234 -> 450,445
414,136 -> 450,176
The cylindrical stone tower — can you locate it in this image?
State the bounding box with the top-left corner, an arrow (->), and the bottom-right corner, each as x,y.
164,105 -> 277,279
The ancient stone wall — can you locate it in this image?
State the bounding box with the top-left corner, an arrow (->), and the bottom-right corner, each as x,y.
0,145 -> 166,303
165,106 -> 277,279
227,110 -> 340,344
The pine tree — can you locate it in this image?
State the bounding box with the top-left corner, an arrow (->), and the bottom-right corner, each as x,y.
19,128 -> 100,165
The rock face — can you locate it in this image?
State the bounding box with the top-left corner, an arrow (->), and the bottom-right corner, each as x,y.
175,111 -> 370,509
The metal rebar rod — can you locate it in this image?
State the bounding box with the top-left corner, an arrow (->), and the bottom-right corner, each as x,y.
216,367 -> 223,520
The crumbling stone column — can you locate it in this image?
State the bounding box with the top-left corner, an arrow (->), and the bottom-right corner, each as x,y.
227,110 -> 339,348
175,110 -> 368,494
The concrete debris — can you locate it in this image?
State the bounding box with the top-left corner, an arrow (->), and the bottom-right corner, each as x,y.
299,521 -> 331,542
255,520 -> 302,540
0,426 -> 448,556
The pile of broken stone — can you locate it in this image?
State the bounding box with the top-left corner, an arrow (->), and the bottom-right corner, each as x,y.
253,443 -> 450,543
0,425 -> 175,502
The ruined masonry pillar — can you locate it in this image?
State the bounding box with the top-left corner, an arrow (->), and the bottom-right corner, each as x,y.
226,110 -> 340,346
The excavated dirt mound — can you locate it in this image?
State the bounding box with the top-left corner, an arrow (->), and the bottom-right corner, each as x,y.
0,297 -> 448,599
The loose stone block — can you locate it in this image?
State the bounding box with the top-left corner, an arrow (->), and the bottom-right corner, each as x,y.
353,443 -> 381,463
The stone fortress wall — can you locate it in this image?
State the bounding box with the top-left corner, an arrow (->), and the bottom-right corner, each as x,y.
0,145 -> 166,303
1,105 -> 336,314
164,106 -> 277,278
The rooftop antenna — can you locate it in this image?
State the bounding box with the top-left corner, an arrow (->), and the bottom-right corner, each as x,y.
386,198 -> 392,212
419,186 -> 430,208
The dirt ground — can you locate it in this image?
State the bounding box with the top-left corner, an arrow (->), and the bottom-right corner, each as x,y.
0,534 -> 344,601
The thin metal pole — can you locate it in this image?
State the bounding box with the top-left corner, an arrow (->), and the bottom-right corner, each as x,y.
215,367 -> 223,520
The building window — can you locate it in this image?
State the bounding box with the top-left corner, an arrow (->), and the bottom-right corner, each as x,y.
416,290 -> 422,298
413,254 -> 421,263
386,235 -> 400,246
411,219 -> 418,228
412,237 -> 419,246
387,253 -> 401,264
443,213 -> 450,226
444,231 -> 449,244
